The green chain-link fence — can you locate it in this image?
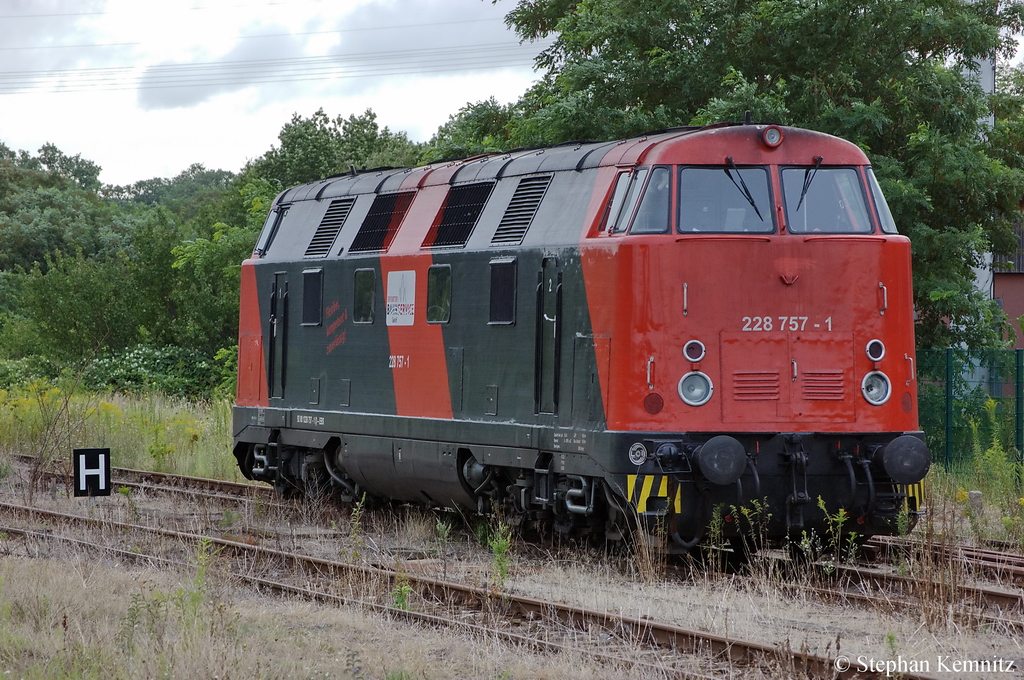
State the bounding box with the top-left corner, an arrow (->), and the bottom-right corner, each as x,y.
917,349 -> 1024,473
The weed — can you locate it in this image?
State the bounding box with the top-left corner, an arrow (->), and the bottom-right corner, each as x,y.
117,485 -> 139,521
347,492 -> 368,561
218,509 -> 238,529
704,504 -> 727,573
488,521 -> 512,589
343,648 -> 365,680
885,631 -> 898,656
391,572 -> 413,611
435,517 -> 453,581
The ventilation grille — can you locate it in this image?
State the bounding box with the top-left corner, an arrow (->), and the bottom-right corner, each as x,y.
350,192 -> 414,253
304,198 -> 355,258
423,182 -> 494,248
491,175 -> 551,246
732,371 -> 780,400
801,371 -> 844,400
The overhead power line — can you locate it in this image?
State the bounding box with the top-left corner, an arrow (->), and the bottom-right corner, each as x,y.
0,17 -> 508,52
0,0 -> 358,20
0,41 -> 545,95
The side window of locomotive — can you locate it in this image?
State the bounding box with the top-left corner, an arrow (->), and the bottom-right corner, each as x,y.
426,265 -> 452,324
678,167 -> 773,233
782,167 -> 872,234
301,268 -> 323,326
253,205 -> 289,257
488,257 -> 517,325
866,168 -> 899,234
599,171 -> 631,232
611,167 -> 649,233
353,269 -> 375,324
629,166 -> 671,234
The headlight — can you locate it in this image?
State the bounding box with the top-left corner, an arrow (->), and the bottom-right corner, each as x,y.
865,339 -> 885,362
861,371 -> 891,405
678,371 -> 713,406
683,340 -> 706,362
762,126 -> 784,148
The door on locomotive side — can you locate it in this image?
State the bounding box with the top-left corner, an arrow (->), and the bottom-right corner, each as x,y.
537,257 -> 562,414
269,272 -> 288,399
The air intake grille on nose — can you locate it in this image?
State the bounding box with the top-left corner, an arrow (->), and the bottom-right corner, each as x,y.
491,175 -> 551,245
305,198 -> 355,257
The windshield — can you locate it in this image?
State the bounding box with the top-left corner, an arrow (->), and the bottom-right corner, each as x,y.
630,166 -> 671,234
866,168 -> 898,234
677,166 -> 773,233
782,167 -> 872,233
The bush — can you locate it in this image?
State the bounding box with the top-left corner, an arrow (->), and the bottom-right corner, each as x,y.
0,356 -> 58,389
84,345 -> 221,400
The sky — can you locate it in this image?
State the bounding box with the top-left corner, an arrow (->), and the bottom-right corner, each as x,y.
0,0 -> 551,186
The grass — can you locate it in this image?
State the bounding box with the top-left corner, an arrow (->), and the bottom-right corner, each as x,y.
0,379 -> 241,485
2,380 -> 1024,675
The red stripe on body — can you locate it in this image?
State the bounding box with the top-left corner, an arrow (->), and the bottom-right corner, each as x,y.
236,260 -> 268,407
380,179 -> 454,419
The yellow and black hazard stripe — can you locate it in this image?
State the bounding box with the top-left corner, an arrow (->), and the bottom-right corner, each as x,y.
902,481 -> 926,513
627,474 -> 681,513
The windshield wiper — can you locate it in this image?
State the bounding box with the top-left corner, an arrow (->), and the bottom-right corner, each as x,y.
724,156 -> 764,222
796,156 -> 824,211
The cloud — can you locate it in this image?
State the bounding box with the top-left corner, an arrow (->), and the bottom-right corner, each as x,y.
323,0 -> 538,98
136,29 -> 308,109
134,0 -> 543,110
0,0 -> 124,95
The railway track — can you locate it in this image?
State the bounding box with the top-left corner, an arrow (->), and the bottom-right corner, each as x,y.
13,457 -> 1024,618
1,500 -> 945,680
866,535 -> 1024,587
6,458 -> 1023,676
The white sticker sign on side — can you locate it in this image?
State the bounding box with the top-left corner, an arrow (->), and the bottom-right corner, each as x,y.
386,270 -> 416,326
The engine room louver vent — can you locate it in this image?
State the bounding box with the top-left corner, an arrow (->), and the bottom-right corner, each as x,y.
423,182 -> 494,248
490,175 -> 552,246
802,371 -> 845,400
304,198 -> 355,258
350,192 -> 415,253
732,371 -> 780,400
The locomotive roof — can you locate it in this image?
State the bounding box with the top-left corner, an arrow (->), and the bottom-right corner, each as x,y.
274,122 -> 864,207
276,127 -> 707,205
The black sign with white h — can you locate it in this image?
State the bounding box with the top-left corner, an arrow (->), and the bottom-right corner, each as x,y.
73,448 -> 111,497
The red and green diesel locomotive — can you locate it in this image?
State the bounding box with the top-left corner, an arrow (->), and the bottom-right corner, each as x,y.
232,121 -> 931,551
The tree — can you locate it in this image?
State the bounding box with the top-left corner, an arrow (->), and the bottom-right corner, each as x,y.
500,0 -> 1024,349
0,145 -> 128,273
249,108 -> 425,187
168,179 -> 279,353
425,97 -> 518,161
16,250 -> 143,360
109,163 -> 235,221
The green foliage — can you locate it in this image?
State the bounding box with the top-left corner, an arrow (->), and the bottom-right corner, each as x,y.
488,522 -> 513,588
84,345 -> 220,400
425,97 -> 518,161
109,163 -> 234,220
501,0 -> 1024,348
248,108 -> 425,186
390,572 -> 413,611
18,250 -> 143,360
171,222 -> 256,354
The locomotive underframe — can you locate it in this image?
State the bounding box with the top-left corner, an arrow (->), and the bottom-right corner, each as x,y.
233,405 -> 922,551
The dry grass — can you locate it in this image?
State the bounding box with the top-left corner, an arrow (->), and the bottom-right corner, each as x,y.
2,384 -> 1024,677
0,383 -> 240,482
0,554 -> 683,680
